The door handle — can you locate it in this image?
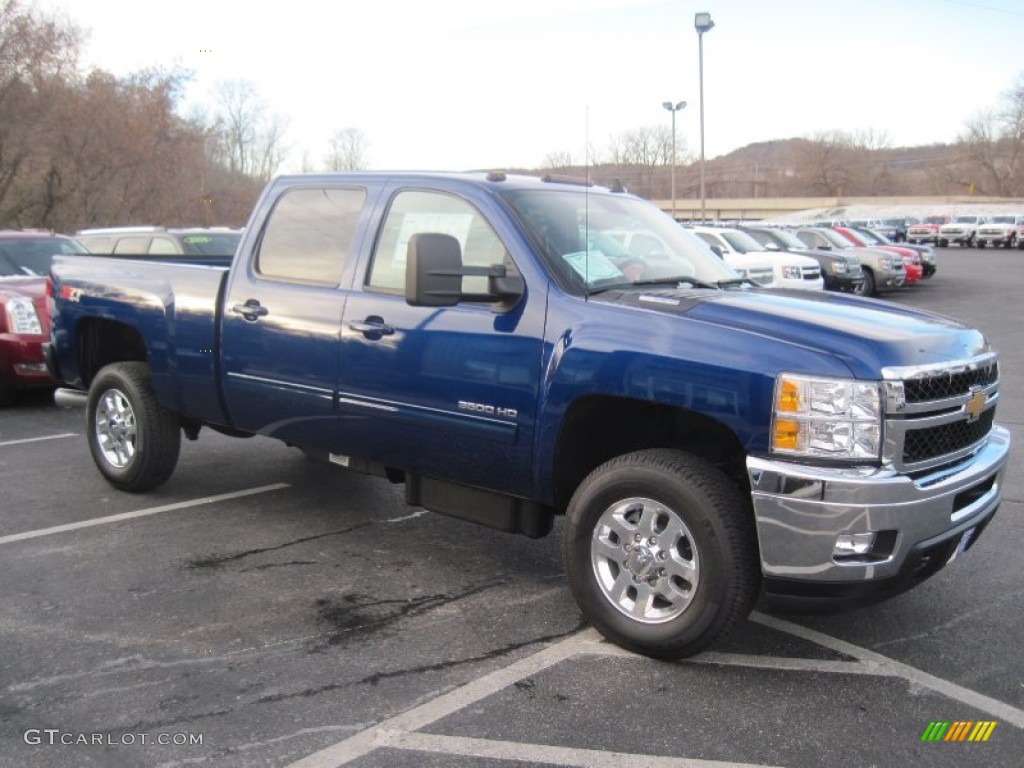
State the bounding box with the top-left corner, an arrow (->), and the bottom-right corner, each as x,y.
348,316 -> 395,338
232,299 -> 269,321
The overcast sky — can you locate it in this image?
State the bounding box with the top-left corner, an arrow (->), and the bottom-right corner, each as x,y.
36,0 -> 1024,173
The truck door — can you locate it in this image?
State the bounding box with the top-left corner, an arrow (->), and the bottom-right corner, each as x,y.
337,188 -> 544,498
220,185 -> 368,449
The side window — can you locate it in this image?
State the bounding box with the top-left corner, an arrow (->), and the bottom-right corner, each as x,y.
368,190 -> 508,293
256,187 -> 366,285
113,236 -> 150,254
148,237 -> 179,255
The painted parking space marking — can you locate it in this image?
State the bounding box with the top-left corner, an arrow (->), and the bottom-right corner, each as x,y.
0,432 -> 78,447
287,610 -> 1023,768
0,483 -> 290,546
751,612 -> 1024,728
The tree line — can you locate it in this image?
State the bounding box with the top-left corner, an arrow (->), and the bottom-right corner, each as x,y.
3,0 -> 1021,233
544,76 -> 1024,202
0,1 -> 368,233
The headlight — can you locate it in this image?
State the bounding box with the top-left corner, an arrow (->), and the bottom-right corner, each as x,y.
830,260 -> 848,274
6,297 -> 43,335
879,256 -> 894,270
771,374 -> 881,460
781,266 -> 801,280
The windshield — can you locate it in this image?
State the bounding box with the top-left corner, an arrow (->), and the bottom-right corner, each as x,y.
837,229 -> 870,246
924,216 -> 945,225
952,216 -> 976,224
178,232 -> 242,256
719,230 -> 764,254
989,216 -> 1014,224
856,228 -> 886,244
811,229 -> 855,249
500,189 -> 739,293
0,237 -> 87,277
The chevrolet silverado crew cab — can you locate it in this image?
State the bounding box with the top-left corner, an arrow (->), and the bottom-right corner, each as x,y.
938,214 -> 986,247
976,214 -> 1024,249
46,173 -> 1011,659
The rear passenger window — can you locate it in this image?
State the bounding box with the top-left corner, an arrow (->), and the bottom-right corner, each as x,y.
368,190 -> 508,293
148,237 -> 179,255
113,237 -> 149,253
256,187 -> 366,285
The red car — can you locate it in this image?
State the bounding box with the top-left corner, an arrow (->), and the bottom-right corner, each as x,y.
833,227 -> 923,284
0,231 -> 88,406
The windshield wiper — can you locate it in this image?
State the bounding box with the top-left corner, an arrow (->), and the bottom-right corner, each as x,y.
587,275 -> 720,296
715,278 -> 755,288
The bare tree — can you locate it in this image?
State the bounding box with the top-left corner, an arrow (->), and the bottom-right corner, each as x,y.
324,127 -> 369,171
951,73 -> 1024,196
0,0 -> 80,220
542,150 -> 573,170
209,79 -> 289,180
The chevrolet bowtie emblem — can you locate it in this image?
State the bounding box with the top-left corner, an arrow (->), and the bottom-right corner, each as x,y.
964,389 -> 987,423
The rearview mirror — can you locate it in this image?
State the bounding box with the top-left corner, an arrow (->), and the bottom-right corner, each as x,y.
405,232 -> 523,310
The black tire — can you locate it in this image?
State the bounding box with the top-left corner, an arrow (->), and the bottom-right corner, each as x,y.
977,240 -> 986,249
86,362 -> 181,492
861,268 -> 877,296
562,449 -> 760,659
0,386 -> 15,408
937,239 -> 947,248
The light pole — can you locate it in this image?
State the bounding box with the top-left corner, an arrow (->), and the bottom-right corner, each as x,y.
662,100 -> 686,221
695,11 -> 714,223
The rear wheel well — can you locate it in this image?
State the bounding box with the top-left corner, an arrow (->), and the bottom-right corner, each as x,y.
77,318 -> 147,386
552,395 -> 747,511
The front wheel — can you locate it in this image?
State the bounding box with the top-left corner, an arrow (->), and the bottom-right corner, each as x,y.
562,449 -> 760,659
977,240 -> 986,249
86,362 -> 181,492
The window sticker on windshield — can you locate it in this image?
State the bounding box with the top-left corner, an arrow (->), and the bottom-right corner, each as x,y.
393,213 -> 473,268
183,236 -> 214,244
561,250 -> 624,282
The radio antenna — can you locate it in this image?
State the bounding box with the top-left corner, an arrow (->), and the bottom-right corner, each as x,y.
584,104 -> 590,301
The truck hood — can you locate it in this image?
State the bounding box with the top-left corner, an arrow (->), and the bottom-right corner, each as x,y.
0,276 -> 46,299
597,288 -> 988,378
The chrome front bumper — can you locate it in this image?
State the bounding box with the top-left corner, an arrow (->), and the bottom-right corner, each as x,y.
747,425 -> 1010,584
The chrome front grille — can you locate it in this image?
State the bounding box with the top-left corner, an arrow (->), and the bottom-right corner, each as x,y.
882,354 -> 1000,473
903,360 -> 998,403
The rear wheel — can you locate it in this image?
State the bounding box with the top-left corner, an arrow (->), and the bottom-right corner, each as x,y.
563,449 -> 759,659
86,362 -> 181,492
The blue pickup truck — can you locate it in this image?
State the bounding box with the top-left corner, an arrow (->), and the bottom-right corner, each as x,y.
46,172 -> 1011,659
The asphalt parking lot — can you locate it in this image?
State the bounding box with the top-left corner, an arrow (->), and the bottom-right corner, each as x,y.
1,247 -> 1022,768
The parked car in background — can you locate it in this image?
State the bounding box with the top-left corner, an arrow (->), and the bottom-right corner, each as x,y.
907,215 -> 949,245
937,214 -> 986,248
75,226 -> 243,258
855,227 -> 936,278
793,227 -> 904,296
691,226 -> 824,290
1,231 -> 88,405
976,215 -> 1024,249
833,227 -> 923,284
740,225 -> 865,294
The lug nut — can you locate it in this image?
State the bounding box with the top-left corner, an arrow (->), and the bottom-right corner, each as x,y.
648,537 -> 657,546
659,568 -> 667,577
634,533 -> 642,543
657,551 -> 668,561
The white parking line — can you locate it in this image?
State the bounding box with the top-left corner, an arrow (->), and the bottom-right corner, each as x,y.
750,612 -> 1024,728
0,483 -> 290,546
386,732 -> 781,768
0,433 -> 78,447
286,610 -> 1023,767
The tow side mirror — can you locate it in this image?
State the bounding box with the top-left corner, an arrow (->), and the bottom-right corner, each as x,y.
405,232 -> 523,310
709,244 -> 725,258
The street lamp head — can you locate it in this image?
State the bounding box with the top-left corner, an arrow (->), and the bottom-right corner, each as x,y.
695,11 -> 714,33
663,100 -> 687,112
